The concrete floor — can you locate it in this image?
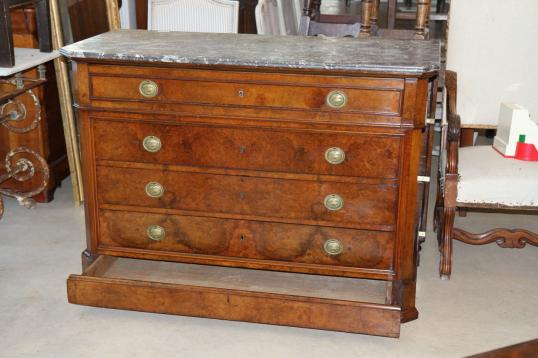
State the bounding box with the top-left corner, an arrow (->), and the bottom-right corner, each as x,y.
1,177 -> 537,358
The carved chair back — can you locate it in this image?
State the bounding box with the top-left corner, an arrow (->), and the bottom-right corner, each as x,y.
372,0 -> 432,40
297,15 -> 360,37
147,0 -> 239,33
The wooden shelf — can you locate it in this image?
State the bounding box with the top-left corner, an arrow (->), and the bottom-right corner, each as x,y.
0,48 -> 59,77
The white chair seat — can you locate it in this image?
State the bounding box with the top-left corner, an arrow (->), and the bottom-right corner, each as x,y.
457,145 -> 538,207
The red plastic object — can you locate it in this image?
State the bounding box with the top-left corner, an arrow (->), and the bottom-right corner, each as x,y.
515,141 -> 538,161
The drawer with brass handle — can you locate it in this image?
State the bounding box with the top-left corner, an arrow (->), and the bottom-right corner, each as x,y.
142,135 -> 162,153
88,66 -> 404,117
324,239 -> 344,255
146,224 -> 165,241
96,166 -> 398,230
326,90 -> 347,109
324,147 -> 346,165
93,119 -> 402,179
138,80 -> 159,98
324,194 -> 344,211
145,182 -> 165,198
98,209 -> 395,273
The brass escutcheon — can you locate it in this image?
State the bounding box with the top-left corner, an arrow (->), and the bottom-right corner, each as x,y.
326,90 -> 347,109
139,80 -> 159,98
147,225 -> 165,241
324,194 -> 344,211
325,147 -> 346,165
145,182 -> 164,198
143,135 -> 162,153
324,239 -> 343,255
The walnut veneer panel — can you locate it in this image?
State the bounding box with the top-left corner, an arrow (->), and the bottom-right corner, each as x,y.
68,256 -> 401,337
98,210 -> 395,271
89,74 -> 403,115
93,118 -> 402,179
96,166 -> 398,229
85,65 -> 406,123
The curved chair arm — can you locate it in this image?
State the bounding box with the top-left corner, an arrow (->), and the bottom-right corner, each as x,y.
442,70 -> 460,209
445,70 -> 460,176
446,113 -> 460,175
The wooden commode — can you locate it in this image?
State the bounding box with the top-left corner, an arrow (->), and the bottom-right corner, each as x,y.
62,30 -> 440,338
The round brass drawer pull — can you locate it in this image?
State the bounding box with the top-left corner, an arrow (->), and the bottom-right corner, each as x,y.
147,225 -> 165,241
325,147 -> 346,165
143,135 -> 162,153
326,90 -> 347,109
139,80 -> 159,98
145,182 -> 165,198
324,194 -> 344,211
324,239 -> 343,255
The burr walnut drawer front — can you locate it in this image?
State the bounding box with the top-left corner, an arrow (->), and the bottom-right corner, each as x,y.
88,66 -> 404,116
96,166 -> 398,230
98,210 -> 395,271
93,119 -> 401,179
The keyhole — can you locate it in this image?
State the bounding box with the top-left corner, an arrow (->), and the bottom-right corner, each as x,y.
240,235 -> 245,241
238,89 -> 245,98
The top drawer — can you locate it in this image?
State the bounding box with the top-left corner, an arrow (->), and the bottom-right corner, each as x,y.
87,65 -> 405,117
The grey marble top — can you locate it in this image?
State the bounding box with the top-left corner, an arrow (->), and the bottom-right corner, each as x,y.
60,30 -> 440,75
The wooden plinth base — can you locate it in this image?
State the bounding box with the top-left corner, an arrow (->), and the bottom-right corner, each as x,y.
67,256 -> 401,337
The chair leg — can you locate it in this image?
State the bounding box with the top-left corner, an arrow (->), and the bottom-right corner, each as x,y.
359,0 -> 373,38
453,228 -> 538,248
433,173 -> 443,233
439,206 -> 455,280
34,0 -> 53,53
414,0 -> 431,40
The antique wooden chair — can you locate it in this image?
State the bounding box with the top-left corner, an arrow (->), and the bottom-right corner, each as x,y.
434,70 -> 538,280
297,0 -> 379,37
0,0 -> 52,67
385,0 -> 448,38
147,0 -> 239,33
257,0 -> 361,37
375,0 -> 432,39
297,15 -> 360,37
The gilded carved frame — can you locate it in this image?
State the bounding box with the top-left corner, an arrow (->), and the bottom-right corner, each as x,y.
50,0 -> 120,205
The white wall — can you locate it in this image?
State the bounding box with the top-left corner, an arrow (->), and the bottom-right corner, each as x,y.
447,0 -> 538,127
